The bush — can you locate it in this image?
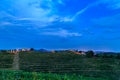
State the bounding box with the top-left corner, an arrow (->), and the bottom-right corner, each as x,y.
86,50 -> 94,58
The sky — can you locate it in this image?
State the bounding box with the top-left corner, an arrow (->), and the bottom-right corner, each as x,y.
0,0 -> 120,52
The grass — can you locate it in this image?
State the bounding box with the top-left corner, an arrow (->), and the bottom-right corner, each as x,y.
0,70 -> 109,80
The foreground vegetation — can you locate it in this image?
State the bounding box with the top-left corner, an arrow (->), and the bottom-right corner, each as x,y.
0,70 -> 109,80
1,50 -> 120,80
19,51 -> 120,80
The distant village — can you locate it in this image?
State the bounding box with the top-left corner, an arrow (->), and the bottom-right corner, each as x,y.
0,48 -> 31,54
1,48 -> 120,59
0,48 -> 86,55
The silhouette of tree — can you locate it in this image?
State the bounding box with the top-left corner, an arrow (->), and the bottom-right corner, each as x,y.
0,50 -> 9,54
86,50 -> 94,57
30,48 -> 34,51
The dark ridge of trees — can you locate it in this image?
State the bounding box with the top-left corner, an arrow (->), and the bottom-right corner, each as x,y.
0,50 -> 10,54
30,48 -> 34,51
86,50 -> 94,58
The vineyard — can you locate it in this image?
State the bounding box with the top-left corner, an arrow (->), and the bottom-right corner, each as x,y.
0,51 -> 120,80
0,53 -> 14,69
19,52 -> 120,80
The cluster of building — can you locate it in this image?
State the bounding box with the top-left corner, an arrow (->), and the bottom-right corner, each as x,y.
7,48 -> 31,54
0,48 -> 86,55
69,50 -> 86,55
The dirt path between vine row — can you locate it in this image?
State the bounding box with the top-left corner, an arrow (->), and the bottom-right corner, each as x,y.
12,53 -> 19,70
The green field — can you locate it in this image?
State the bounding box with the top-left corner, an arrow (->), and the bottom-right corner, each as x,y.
0,51 -> 120,80
0,70 -> 109,80
19,52 -> 120,80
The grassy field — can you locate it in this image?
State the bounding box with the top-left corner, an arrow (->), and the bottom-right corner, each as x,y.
0,53 -> 14,69
0,70 -> 109,80
19,52 -> 120,80
0,51 -> 120,80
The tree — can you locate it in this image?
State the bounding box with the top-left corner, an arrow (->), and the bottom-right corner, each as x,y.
1,50 -> 7,53
86,50 -> 94,58
30,48 -> 34,51
0,50 -> 9,54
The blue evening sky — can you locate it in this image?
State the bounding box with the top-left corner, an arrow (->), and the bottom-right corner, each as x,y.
0,0 -> 120,52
